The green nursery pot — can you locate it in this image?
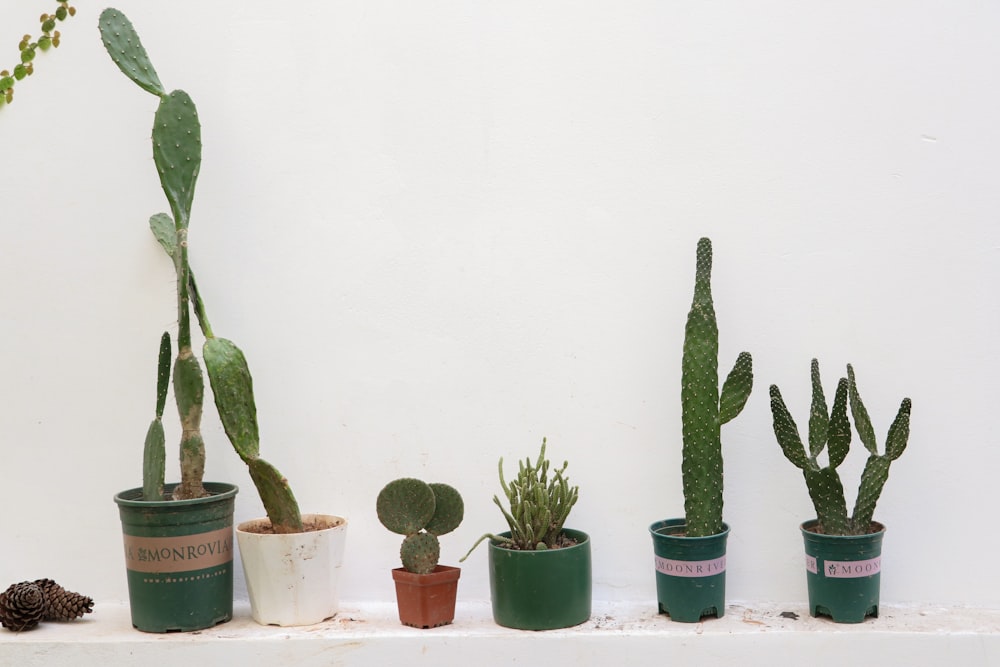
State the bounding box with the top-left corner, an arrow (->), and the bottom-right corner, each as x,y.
488,528 -> 592,630
801,519 -> 885,623
649,518 -> 729,623
114,483 -> 238,633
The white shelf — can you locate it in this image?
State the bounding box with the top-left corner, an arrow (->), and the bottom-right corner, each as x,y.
2,600 -> 998,666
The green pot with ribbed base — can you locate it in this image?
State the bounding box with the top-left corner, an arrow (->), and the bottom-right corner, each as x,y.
801,519 -> 884,623
488,528 -> 591,630
650,518 -> 729,623
114,483 -> 238,633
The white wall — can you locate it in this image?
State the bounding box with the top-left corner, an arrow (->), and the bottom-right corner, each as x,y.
2,0 -> 997,610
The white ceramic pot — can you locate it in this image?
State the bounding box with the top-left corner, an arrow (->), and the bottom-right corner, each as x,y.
236,514 -> 348,626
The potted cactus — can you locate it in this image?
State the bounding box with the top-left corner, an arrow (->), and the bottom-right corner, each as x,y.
376,479 -> 464,628
770,359 -> 911,623
649,237 -> 753,623
101,8 -> 346,630
460,438 -> 590,630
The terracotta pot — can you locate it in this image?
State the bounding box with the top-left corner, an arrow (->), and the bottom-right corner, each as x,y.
236,514 -> 348,626
391,565 -> 461,628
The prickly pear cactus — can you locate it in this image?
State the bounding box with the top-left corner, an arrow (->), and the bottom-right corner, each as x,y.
377,479 -> 464,574
101,8 -> 302,531
769,359 -> 851,535
846,364 -> 911,534
681,238 -> 753,537
141,332 -> 171,501
771,360 -> 911,535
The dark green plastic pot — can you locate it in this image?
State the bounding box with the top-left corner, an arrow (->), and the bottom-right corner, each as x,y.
649,518 -> 729,622
114,483 -> 238,633
801,519 -> 884,623
488,528 -> 591,630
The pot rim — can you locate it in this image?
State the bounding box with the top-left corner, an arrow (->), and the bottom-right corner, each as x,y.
649,517 -> 730,541
488,527 -> 590,552
113,482 -> 238,508
800,519 -> 886,538
236,513 -> 348,535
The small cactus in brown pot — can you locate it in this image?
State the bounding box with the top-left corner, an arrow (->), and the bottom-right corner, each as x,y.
377,479 -> 464,574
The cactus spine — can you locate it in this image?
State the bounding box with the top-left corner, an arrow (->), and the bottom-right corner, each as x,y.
681,238 -> 753,537
101,8 -> 301,531
377,479 -> 464,574
770,360 -> 911,535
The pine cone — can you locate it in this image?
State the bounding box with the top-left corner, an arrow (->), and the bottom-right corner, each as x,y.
33,579 -> 94,621
0,582 -> 45,631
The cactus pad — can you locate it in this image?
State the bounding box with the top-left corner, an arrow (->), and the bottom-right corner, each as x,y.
425,483 -> 464,536
377,478 -> 436,536
400,532 -> 440,575
98,8 -> 164,97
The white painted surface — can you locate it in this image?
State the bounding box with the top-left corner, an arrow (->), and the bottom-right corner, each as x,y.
1,0 -> 998,627
1,601 -> 998,667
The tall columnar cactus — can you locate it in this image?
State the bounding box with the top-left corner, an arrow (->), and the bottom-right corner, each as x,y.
100,8 -> 302,532
770,360 -> 912,535
377,479 -> 464,574
681,238 -> 753,537
460,438 -> 579,560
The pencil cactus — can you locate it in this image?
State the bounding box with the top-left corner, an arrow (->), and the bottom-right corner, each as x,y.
377,479 -> 464,574
460,438 -> 579,560
681,237 -> 753,537
100,8 -> 302,532
770,360 -> 912,535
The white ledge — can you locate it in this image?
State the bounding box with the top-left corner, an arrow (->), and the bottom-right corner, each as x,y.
2,600 -> 998,666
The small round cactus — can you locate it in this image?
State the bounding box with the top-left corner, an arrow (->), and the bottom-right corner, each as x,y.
377,478 -> 464,574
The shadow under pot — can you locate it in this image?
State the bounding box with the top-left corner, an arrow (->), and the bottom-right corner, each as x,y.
800,519 -> 885,623
488,528 -> 592,630
114,482 -> 238,633
649,518 -> 729,623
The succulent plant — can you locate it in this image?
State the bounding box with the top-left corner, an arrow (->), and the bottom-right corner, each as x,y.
460,438 -> 579,560
0,1 -> 75,108
100,7 -> 302,533
680,237 -> 753,537
770,359 -> 912,535
377,478 -> 464,574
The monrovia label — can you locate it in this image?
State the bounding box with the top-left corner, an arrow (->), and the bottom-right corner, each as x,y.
806,555 -> 881,578
821,556 -> 881,579
655,555 -> 726,577
123,526 -> 233,573
805,554 -> 818,574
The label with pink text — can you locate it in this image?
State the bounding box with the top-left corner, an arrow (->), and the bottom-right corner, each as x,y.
809,556 -> 882,579
655,555 -> 726,578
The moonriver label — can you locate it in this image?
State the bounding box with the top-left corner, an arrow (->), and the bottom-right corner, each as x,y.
123,526 -> 233,573
807,555 -> 881,578
655,555 -> 726,577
